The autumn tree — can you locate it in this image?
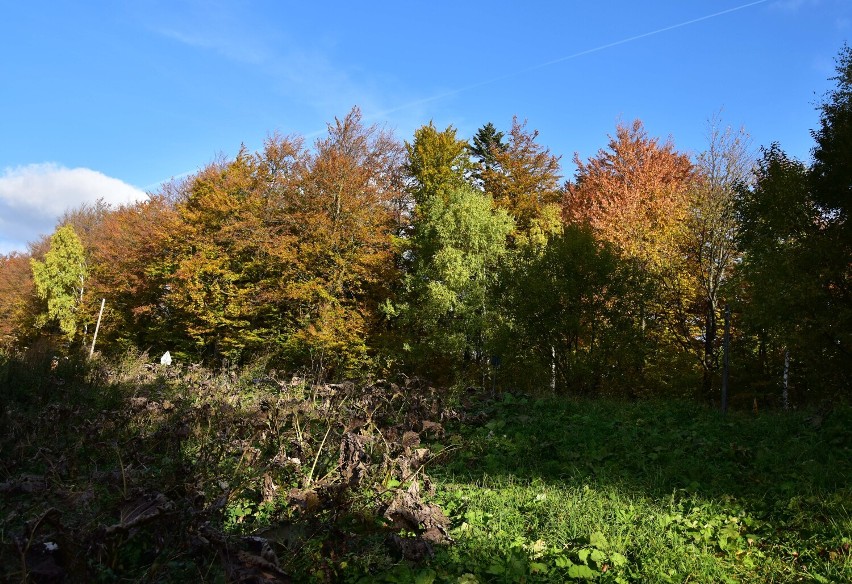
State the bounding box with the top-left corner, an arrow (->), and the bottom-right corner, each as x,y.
391,123 -> 514,381
285,109 -> 405,376
682,119 -> 754,398
161,135 -> 319,364
158,108 -> 404,376
0,252 -> 39,349
30,225 -> 88,341
163,149 -> 271,359
481,117 -> 563,246
59,200 -> 111,250
85,195 -> 179,352
564,119 -> 693,268
563,120 -> 695,387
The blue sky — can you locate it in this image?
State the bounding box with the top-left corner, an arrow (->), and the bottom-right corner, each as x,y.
1,0 -> 849,253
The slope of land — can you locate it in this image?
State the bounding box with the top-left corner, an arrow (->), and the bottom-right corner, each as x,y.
1,350 -> 849,582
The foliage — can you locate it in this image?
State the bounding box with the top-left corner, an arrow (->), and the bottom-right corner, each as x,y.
480,117 -> 563,246
392,123 -> 514,382
284,109 -> 405,377
679,119 -> 754,399
735,141 -> 850,399
392,182 -> 514,381
58,200 -> 112,250
83,196 -> 178,352
564,119 -> 694,271
808,43 -> 852,392
563,120 -> 696,390
405,122 -> 472,206
811,43 -> 852,224
1,46 -> 850,404
469,122 -> 507,188
727,45 -> 851,402
734,145 -> 814,344
498,225 -> 647,395
139,108 -> 404,375
0,252 -> 39,348
2,353 -> 849,583
30,224 -> 88,341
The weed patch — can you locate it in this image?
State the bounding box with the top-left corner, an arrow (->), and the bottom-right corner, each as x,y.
1,353 -> 849,582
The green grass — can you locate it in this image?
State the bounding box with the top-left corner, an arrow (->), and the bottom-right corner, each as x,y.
1,351 -> 849,582
416,394 -> 852,583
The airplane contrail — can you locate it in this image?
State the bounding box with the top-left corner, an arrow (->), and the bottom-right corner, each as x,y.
370,0 -> 771,119
147,0 -> 770,190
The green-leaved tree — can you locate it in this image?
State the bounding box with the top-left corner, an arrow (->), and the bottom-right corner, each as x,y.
391,124 -> 514,381
31,225 -> 88,341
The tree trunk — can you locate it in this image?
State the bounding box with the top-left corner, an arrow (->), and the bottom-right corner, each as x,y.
721,305 -> 730,414
550,345 -> 556,393
702,306 -> 717,400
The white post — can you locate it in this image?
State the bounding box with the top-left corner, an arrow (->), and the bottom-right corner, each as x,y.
782,348 -> 790,410
89,298 -> 105,358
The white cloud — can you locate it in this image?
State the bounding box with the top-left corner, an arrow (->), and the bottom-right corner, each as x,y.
0,163 -> 148,253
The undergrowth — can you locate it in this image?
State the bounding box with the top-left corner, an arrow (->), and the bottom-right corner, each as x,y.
426,394 -> 851,583
0,349 -> 849,582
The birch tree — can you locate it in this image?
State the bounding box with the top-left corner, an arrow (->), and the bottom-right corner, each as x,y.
685,118 -> 754,398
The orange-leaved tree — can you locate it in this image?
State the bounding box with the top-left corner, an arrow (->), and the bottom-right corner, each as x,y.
0,251 -> 40,349
158,108 -> 404,376
286,108 -> 405,376
84,195 -> 181,353
563,119 -> 696,387
564,119 -> 693,269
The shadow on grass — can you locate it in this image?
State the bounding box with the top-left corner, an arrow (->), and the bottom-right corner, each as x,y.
434,393 -> 851,503
2,348 -> 849,583
418,393 -> 851,583
0,348 -> 214,582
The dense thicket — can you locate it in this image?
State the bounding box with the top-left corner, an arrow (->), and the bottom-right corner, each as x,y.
2,47 -> 850,406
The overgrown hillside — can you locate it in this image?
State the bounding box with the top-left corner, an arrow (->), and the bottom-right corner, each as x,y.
1,351 -> 849,583
1,46 -> 850,582
3,46 -> 851,405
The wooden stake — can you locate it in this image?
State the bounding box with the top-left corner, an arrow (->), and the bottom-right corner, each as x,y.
89,298 -> 105,358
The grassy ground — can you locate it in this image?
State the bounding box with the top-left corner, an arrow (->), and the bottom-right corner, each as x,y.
423,394 -> 851,583
0,350 -> 849,582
